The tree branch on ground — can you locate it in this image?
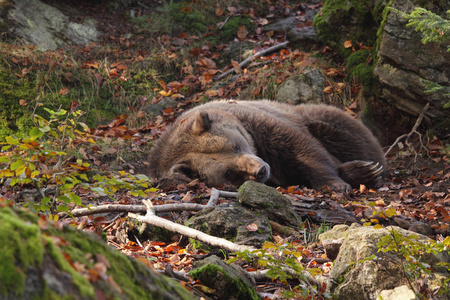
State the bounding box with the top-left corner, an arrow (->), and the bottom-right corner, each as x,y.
214,41 -> 289,80
129,199 -> 256,252
207,188 -> 237,206
65,203 -> 205,218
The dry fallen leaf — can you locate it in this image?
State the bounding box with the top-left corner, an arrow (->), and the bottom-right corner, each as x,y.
344,40 -> 353,48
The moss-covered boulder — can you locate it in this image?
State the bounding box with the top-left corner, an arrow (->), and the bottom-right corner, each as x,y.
325,225 -> 450,299
186,202 -> 271,248
237,181 -> 300,227
313,0 -> 386,56
0,202 -> 198,299
190,255 -> 260,300
374,0 -> 450,129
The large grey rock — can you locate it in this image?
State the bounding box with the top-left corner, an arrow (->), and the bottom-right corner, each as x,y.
237,181 -> 300,227
264,15 -> 321,47
374,0 -> 450,118
325,225 -> 449,300
275,67 -> 325,104
4,0 -> 100,50
186,202 -> 271,248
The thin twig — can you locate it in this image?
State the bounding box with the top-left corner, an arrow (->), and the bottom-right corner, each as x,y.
384,103 -> 430,157
214,41 -> 289,81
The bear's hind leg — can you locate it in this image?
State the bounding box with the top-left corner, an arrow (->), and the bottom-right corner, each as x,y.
338,160 -> 384,188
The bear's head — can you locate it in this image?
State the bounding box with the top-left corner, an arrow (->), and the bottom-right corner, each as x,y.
152,109 -> 270,188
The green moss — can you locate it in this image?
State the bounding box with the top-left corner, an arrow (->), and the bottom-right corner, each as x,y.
190,264 -> 259,300
0,71 -> 37,141
376,1 -> 393,52
155,1 -> 214,36
0,208 -> 44,297
313,0 -> 387,57
0,204 -> 196,299
43,236 -> 95,298
219,15 -> 256,41
346,49 -> 375,86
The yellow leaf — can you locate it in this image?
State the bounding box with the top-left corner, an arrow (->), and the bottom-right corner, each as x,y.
0,170 -> 14,177
323,86 -> 333,94
159,90 -> 172,97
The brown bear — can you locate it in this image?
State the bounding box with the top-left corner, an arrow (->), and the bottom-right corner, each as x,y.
148,100 -> 386,192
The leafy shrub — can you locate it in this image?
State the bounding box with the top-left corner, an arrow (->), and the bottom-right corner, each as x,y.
0,108 -> 153,216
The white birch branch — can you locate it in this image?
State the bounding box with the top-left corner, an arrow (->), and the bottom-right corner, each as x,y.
68,203 -> 204,217
129,199 -> 256,253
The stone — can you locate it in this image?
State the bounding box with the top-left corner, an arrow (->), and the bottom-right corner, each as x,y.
237,181 -> 300,227
190,255 -> 260,300
186,202 -> 271,248
275,67 -> 325,104
378,285 -> 418,300
5,0 -> 100,51
374,0 -> 450,119
326,225 -> 450,299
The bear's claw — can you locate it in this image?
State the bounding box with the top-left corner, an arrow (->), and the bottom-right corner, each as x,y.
338,160 -> 385,188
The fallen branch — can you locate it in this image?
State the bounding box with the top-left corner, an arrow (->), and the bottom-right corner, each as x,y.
214,41 -> 289,81
206,188 -> 237,206
385,103 -> 430,157
67,203 -> 204,218
129,199 -> 256,253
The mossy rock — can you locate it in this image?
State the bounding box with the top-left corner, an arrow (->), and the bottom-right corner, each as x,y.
346,49 -> 375,86
219,15 -> 256,42
313,0 -> 386,57
190,255 -> 260,300
0,203 -> 198,299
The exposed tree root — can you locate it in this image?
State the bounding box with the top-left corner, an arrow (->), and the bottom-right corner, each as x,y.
385,103 -> 430,157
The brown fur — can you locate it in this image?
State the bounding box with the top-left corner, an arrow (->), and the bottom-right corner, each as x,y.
148,100 -> 386,191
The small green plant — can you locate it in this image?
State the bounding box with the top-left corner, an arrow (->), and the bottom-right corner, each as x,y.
228,242 -> 324,298
0,108 -> 154,216
377,228 -> 450,299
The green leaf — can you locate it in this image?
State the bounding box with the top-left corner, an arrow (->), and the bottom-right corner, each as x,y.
58,195 -> 71,204
10,160 -> 24,171
42,197 -> 52,204
29,127 -> 43,139
57,204 -> 70,212
69,193 -> 82,206
5,136 -> 19,145
1,145 -> 11,151
0,155 -> 10,162
40,126 -> 51,133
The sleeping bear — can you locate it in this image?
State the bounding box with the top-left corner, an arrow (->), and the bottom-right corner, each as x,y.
148,100 -> 386,192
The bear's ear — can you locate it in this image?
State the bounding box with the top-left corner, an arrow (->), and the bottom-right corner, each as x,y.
191,111 -> 211,134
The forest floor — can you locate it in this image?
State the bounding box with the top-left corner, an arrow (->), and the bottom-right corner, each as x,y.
2,0 -> 449,299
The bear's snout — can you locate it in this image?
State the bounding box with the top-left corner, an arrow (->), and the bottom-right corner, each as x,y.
239,154 -> 270,184
256,165 -> 269,182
